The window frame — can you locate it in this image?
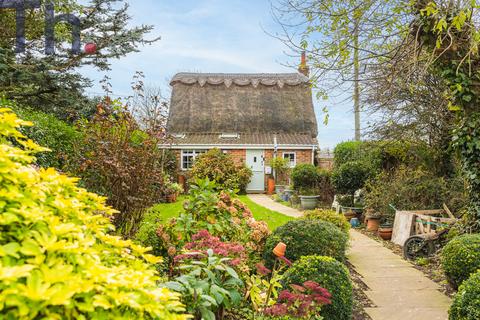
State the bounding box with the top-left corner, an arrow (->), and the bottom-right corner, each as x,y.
181,149 -> 207,170
282,152 -> 297,168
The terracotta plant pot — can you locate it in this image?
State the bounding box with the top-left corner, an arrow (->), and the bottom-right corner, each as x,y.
166,194 -> 177,203
178,175 -> 186,192
267,177 -> 275,195
344,210 -> 357,222
378,227 -> 393,240
366,217 -> 380,232
273,242 -> 287,257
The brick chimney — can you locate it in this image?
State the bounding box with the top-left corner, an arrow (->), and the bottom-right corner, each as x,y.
298,51 -> 310,77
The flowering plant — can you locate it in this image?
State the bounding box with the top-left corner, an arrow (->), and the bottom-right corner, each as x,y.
245,243 -> 292,312
174,230 -> 248,272
153,181 -> 270,267
263,281 -> 331,319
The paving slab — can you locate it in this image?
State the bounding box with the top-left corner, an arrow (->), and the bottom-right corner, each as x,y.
349,230 -> 450,320
247,194 -> 302,218
365,307 -> 449,320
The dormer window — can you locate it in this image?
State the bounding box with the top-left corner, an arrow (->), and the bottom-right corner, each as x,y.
219,133 -> 239,139
172,133 -> 186,139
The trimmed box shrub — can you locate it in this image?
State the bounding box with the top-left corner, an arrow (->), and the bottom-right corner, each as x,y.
291,163 -> 319,191
281,255 -> 353,320
303,209 -> 350,233
441,234 -> 480,288
263,219 -> 348,267
449,270 -> 480,320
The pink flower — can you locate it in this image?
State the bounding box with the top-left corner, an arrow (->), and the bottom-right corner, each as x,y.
255,263 -> 271,276
278,290 -> 295,302
263,303 -> 288,316
313,294 -> 332,305
289,284 -> 305,293
230,258 -> 241,266
303,280 -> 320,291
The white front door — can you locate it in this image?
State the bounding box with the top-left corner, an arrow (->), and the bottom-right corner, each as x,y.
246,149 -> 265,192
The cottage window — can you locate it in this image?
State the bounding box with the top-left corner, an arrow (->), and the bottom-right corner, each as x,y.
181,149 -> 206,170
283,152 -> 296,168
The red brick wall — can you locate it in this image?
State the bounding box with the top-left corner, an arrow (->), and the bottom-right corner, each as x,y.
318,158 -> 334,171
263,149 -> 314,188
263,149 -> 313,166
224,149 -> 246,166
173,148 -> 314,192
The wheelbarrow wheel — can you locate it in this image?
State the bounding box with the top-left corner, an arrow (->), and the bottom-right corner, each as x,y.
403,235 -> 433,260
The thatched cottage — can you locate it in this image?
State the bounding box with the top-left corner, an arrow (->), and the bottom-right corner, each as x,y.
165,57 -> 318,192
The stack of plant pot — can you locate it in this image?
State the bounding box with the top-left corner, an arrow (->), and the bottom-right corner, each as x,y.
365,208 -> 393,240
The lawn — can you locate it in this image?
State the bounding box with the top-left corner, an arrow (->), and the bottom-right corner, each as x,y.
146,195 -> 294,231
237,195 -> 295,230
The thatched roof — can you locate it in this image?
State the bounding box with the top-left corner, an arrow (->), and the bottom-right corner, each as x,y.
168,73 -> 318,139
167,132 -> 317,147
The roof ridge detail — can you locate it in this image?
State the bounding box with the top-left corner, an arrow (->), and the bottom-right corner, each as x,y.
170,72 -> 309,87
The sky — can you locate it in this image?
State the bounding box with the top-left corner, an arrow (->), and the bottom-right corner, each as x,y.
81,0 -> 367,150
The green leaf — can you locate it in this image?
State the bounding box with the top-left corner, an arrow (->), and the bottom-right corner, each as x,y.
1,242 -> 21,258
224,266 -> 239,279
164,281 -> 185,292
200,307 -> 215,320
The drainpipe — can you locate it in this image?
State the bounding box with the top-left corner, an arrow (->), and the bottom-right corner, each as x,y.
273,134 -> 278,180
311,146 -> 315,165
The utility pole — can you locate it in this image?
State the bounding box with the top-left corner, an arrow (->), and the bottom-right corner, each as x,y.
353,13 -> 361,141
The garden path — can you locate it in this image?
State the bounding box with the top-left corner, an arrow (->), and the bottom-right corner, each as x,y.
247,194 -> 302,218
246,195 -> 451,320
349,230 -> 451,320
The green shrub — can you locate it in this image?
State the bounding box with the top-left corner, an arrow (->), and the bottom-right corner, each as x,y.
0,107 -> 186,319
441,234 -> 480,288
303,209 -> 350,233
281,255 -> 353,320
13,106 -> 80,169
365,166 -> 466,222
291,163 -> 319,191
135,207 -> 166,257
191,148 -> 252,193
270,157 -> 291,185
333,141 -> 365,167
71,100 -> 166,236
332,160 -> 372,197
263,219 -> 348,267
449,270 -> 480,320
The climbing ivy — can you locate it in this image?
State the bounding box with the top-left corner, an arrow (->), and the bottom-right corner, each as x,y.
413,1 -> 480,228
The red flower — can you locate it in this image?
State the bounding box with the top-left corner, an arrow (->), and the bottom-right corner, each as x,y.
255,263 -> 271,276
289,284 -> 306,293
303,280 -> 320,291
278,290 -> 295,302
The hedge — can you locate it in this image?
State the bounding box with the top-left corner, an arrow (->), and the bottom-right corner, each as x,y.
263,219 -> 348,267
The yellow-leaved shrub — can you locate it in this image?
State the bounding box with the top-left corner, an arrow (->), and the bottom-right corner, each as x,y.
0,105 -> 188,319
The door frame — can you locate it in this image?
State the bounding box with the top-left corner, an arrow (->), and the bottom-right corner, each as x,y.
245,149 -> 265,192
